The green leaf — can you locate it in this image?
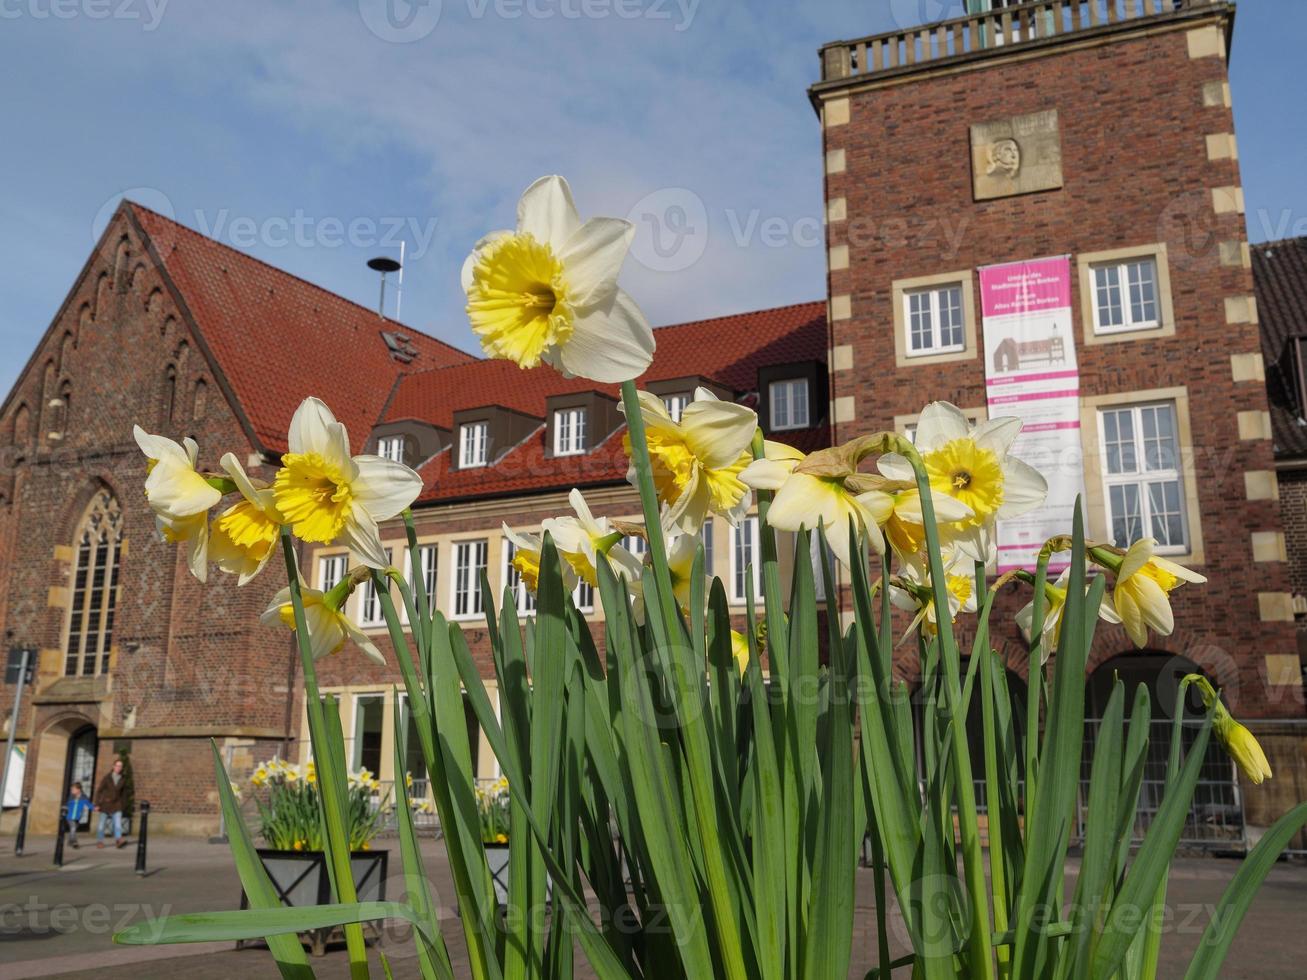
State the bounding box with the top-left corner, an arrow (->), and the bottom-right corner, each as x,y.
1183,802 -> 1307,980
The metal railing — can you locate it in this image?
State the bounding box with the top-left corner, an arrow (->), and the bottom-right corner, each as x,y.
819,0 -> 1201,84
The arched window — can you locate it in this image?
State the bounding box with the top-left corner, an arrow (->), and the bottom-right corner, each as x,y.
12,404 -> 31,449
192,378 -> 208,420
163,366 -> 177,423
64,489 -> 123,677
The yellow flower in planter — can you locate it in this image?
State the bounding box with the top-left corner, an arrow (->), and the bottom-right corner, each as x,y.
261,572 -> 384,665
889,552 -> 977,639
503,523 -> 579,596
543,489 -> 643,587
899,402 -> 1047,564
272,397 -> 423,569
209,453 -> 284,585
1094,538 -> 1206,648
623,387 -> 757,535
463,175 -> 655,383
134,426 -> 222,582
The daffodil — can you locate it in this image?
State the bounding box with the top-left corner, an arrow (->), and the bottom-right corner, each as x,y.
542,489 -> 643,587
1014,565 -> 1117,662
260,575 -> 384,665
893,402 -> 1047,564
730,630 -> 751,676
272,397 -> 422,569
462,175 -> 655,383
623,387 -> 757,534
1188,674 -> 1273,785
1093,538 -> 1206,648
208,453 -> 284,585
503,523 -> 578,596
889,551 -> 977,639
134,425 -> 222,582
873,454 -> 976,563
741,438 -> 903,569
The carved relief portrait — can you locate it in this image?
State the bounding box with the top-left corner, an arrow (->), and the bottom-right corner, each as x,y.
970,110 -> 1063,200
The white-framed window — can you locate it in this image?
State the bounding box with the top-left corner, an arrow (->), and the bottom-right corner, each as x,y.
622,534 -> 648,560
1098,402 -> 1188,553
769,378 -> 810,431
459,421 -> 489,468
701,519 -> 714,577
730,517 -> 761,604
573,579 -> 595,612
401,543 -> 438,623
351,693 -> 385,775
905,283 -> 965,356
451,539 -> 488,619
502,535 -> 537,615
377,435 -> 405,462
553,407 -> 587,456
319,554 -> 347,592
662,392 -> 691,423
1091,257 -> 1161,334
360,548 -> 393,627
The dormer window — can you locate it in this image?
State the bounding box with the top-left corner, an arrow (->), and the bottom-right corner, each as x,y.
553,407 -> 587,456
769,378 -> 810,431
662,392 -> 691,422
460,421 -> 488,468
377,435 -> 405,462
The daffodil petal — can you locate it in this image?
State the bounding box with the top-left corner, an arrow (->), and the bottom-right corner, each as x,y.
352,455 -> 423,521
460,231 -> 511,293
1113,587 -> 1148,648
1133,574 -> 1175,636
1151,555 -> 1207,584
1118,538 -> 1156,583
560,217 -> 634,307
344,619 -> 386,665
740,456 -> 798,491
287,397 -> 340,457
877,453 -> 915,482
341,509 -> 389,570
555,289 -> 655,384
516,175 -> 581,254
914,402 -> 970,452
997,456 -> 1049,518
680,397 -> 758,470
134,425 -> 187,464
145,458 -> 222,517
972,416 -> 1022,457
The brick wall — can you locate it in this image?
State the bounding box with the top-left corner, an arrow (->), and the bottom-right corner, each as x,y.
818,13 -> 1304,719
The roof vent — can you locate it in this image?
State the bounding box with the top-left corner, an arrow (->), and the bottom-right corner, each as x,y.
381,330 -> 418,363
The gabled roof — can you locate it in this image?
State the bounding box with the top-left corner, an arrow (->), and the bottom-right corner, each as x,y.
127,203 -> 474,454
388,301 -> 831,505
1253,238 -> 1307,458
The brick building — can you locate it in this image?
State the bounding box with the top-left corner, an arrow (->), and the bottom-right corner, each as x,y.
1,0 -> 1304,843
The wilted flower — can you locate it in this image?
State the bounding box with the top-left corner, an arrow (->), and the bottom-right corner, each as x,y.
623,387 -> 757,534
1094,538 -> 1206,648
272,397 -> 422,569
463,175 -> 655,383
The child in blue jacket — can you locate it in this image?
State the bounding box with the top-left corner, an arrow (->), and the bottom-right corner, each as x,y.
65,782 -> 91,848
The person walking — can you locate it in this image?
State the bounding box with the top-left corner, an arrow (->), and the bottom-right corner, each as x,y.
93,757 -> 129,849
64,781 -> 91,848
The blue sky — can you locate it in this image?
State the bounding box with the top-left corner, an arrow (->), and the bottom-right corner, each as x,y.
1,0 -> 1304,397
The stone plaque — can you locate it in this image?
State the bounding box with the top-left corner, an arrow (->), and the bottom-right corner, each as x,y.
970,109 -> 1063,201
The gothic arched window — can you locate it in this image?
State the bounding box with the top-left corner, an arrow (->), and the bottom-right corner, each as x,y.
64,489 -> 123,677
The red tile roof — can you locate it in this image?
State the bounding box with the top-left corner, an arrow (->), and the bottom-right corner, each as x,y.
1253,238 -> 1307,457
390,301 -> 831,504
127,203 -> 475,454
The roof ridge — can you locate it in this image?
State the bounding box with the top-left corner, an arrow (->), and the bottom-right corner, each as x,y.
1253,236 -> 1307,252
125,199 -> 475,363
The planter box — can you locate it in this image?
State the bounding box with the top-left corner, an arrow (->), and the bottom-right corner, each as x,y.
484,842 -> 552,906
238,848 -> 389,956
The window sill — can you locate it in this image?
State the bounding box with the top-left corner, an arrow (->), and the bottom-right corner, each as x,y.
896,345 -> 976,368
1086,322 -> 1170,345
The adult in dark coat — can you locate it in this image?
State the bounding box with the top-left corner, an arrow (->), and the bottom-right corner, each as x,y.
93,758 -> 128,848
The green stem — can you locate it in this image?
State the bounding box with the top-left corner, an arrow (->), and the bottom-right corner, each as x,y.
975,562 -> 1010,980
278,529 -> 370,980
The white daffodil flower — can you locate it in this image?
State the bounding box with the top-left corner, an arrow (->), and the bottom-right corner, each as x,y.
462,175 -> 655,383
272,397 -> 423,569
543,489 -> 643,587
890,551 -> 978,640
134,425 -> 222,582
1096,538 -> 1205,648
897,402 -> 1048,565
502,523 -> 579,596
209,453 -> 284,585
623,387 -> 757,535
261,582 -> 384,665
1014,565 -> 1115,662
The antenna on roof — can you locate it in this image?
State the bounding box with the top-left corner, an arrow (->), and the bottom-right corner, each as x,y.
367,255 -> 402,320
395,241 -> 406,322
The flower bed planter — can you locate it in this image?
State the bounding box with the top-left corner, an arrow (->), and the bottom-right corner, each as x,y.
237,848 -> 389,956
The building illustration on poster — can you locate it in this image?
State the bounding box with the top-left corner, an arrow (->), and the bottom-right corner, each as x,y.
980,256 -> 1085,573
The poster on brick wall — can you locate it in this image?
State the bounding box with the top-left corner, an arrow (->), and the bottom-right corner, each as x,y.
979,255 -> 1084,573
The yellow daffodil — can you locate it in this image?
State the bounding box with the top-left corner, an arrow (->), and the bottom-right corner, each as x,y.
889,551 -> 977,639
894,402 -> 1047,564
543,489 -> 643,587
134,425 -> 222,582
1188,675 -> 1273,785
623,387 -> 757,534
873,454 -> 976,563
272,397 -> 422,569
1094,538 -> 1206,648
1014,565 -> 1116,662
503,522 -> 579,596
741,438 -> 899,569
208,453 -> 284,585
730,630 -> 751,676
260,575 -> 384,665
462,175 -> 655,383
